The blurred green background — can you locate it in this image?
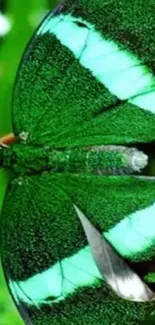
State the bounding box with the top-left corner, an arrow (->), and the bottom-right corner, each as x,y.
0,1 -> 58,324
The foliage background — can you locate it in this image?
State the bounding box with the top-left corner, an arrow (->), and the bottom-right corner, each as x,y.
0,1 -> 58,324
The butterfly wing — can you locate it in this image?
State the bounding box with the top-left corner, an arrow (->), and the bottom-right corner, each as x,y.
74,204 -> 154,303
1,173 -> 155,324
12,1 -> 155,148
6,0 -> 155,324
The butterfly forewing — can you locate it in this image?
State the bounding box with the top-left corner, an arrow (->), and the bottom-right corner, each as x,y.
12,1 -> 155,148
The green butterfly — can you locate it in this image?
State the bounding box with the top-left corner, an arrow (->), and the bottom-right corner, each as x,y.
1,0 -> 155,324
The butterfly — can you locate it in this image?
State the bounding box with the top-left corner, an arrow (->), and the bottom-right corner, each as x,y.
1,0 -> 155,324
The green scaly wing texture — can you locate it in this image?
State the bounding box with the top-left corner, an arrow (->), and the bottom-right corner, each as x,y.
12,1 -> 155,147
6,0 -> 155,324
1,173 -> 155,324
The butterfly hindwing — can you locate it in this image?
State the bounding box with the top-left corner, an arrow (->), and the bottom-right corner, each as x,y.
1,173 -> 155,324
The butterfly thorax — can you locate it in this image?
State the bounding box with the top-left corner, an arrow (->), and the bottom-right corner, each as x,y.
1,143 -> 148,175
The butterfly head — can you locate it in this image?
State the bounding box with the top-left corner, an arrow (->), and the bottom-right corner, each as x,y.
0,133 -> 17,146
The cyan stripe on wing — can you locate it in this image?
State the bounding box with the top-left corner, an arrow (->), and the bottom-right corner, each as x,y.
10,200 -> 155,306
9,246 -> 101,306
105,201 -> 155,258
38,13 -> 155,114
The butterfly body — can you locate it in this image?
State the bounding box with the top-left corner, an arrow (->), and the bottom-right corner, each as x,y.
1,1 -> 155,324
1,143 -> 148,175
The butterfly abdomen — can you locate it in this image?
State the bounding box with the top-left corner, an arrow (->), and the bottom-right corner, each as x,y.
50,145 -> 148,175
1,143 -> 148,175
